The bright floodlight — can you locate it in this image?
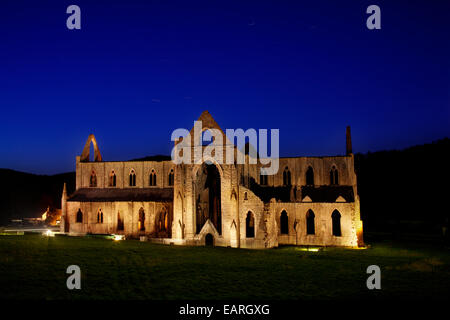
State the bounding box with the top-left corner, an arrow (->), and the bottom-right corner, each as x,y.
43,230 -> 54,237
113,234 -> 125,241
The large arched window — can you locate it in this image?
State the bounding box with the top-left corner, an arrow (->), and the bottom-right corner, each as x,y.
89,171 -> 97,187
283,167 -> 291,186
330,166 -> 339,185
246,211 -> 255,238
306,166 -> 314,186
306,209 -> 315,235
168,169 -> 174,186
332,210 -> 342,236
97,209 -> 103,224
138,208 -> 145,231
109,170 -> 116,187
76,209 -> 83,223
149,169 -> 157,186
129,169 -> 136,187
280,210 -> 289,234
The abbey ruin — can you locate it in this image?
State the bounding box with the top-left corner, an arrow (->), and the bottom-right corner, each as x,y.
60,111 -> 364,248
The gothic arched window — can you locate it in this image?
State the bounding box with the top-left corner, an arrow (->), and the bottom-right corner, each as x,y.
306,209 -> 315,235
76,209 -> 83,223
246,211 -> 255,238
168,169 -> 174,186
283,167 -> 291,186
149,170 -> 157,186
90,171 -> 97,187
332,210 -> 342,236
129,169 -> 136,187
138,208 -> 145,231
306,166 -> 314,186
109,170 -> 116,187
97,209 -> 103,224
280,210 -> 289,234
330,166 -> 339,185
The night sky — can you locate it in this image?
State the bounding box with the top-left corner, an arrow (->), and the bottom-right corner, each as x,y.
0,0 -> 449,174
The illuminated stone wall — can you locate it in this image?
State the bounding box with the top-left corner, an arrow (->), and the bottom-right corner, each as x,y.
66,200 -> 172,238
63,111 -> 363,248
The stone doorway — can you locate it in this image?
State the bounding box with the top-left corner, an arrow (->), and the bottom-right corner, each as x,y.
205,233 -> 214,246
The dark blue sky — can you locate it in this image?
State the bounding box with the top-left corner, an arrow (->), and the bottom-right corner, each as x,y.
0,0 -> 449,174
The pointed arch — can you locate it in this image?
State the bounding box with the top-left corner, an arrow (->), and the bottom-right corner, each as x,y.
332,210 -> 342,236
330,165 -> 339,185
129,169 -> 136,187
230,189 -> 237,201
306,209 -> 315,235
306,166 -> 314,186
168,168 -> 174,186
176,192 -> 184,238
205,233 -> 214,246
230,219 -> 238,248
80,134 -> 102,162
280,210 -> 289,235
149,169 -> 157,186
97,209 -> 103,224
138,207 -> 145,231
76,209 -> 83,223
192,157 -> 224,179
109,170 -> 117,187
246,211 -> 255,238
90,171 -> 97,187
283,166 -> 291,186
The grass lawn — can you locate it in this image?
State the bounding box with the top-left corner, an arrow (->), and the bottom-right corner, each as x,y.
0,234 -> 449,300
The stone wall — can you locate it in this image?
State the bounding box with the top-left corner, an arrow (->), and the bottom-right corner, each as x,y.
66,200 -> 172,238
77,159 -> 175,189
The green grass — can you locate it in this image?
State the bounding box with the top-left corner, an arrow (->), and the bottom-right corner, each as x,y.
0,234 -> 449,300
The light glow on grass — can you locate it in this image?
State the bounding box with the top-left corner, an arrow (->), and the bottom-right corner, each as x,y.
352,246 -> 368,250
297,247 -> 321,252
43,230 -> 54,237
113,234 -> 125,241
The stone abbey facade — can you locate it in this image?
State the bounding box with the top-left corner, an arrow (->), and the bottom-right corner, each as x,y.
61,111 -> 364,248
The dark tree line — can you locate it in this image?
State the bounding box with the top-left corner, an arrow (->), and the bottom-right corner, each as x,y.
355,138 -> 449,235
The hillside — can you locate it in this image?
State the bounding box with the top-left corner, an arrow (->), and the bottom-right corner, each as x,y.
0,170 -> 75,224
355,138 -> 449,234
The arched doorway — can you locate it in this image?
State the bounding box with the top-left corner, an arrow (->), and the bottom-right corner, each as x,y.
138,208 -> 145,232
205,233 -> 214,246
246,212 -> 255,238
195,162 -> 222,235
306,209 -> 315,235
280,210 -> 289,234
